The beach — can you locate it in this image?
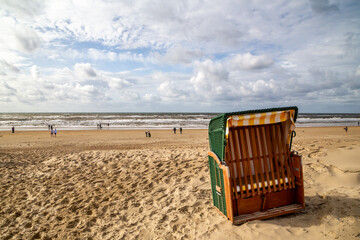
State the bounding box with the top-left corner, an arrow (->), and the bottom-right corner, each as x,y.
0,127 -> 359,239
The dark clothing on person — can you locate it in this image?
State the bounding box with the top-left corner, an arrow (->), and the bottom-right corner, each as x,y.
180,127 -> 182,134
12,126 -> 14,133
173,127 -> 176,134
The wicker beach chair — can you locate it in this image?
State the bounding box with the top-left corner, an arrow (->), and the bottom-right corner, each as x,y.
208,106 -> 304,224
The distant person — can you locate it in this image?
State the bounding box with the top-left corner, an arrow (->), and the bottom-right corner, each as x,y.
358,121 -> 359,126
100,124 -> 102,129
51,129 -> 53,137
48,125 -> 50,130
344,126 -> 348,134
145,131 -> 148,137
173,127 -> 176,134
51,125 -> 53,131
148,131 -> 151,137
54,129 -> 57,137
12,126 -> 15,133
180,127 -> 182,134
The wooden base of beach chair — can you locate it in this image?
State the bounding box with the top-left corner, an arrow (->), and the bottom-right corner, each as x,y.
233,203 -> 304,225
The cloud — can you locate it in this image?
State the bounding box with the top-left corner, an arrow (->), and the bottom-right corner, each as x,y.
0,0 -> 43,17
310,0 -> 339,13
30,65 -> 40,80
74,63 -> 97,79
228,53 -> 273,70
158,46 -> 203,64
190,59 -> 230,98
157,81 -> 188,100
106,77 -> 132,89
0,15 -> 41,53
87,48 -> 117,61
356,65 -> 360,76
0,60 -> 20,73
143,93 -> 160,101
0,82 -> 17,102
14,27 -> 41,52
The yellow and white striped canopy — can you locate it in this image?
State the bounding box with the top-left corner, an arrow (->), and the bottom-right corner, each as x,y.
226,109 -> 296,137
227,110 -> 295,127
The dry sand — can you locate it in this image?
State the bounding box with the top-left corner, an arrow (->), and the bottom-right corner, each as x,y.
0,127 -> 359,239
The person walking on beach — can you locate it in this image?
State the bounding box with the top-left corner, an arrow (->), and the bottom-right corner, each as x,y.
54,129 -> 57,137
173,127 -> 176,134
51,129 -> 53,137
145,131 -> 148,137
180,127 -> 182,134
12,126 -> 15,133
344,126 -> 348,134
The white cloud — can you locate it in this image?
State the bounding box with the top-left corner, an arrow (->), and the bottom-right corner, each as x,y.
0,16 -> 41,53
228,53 -> 273,70
157,81 -> 188,100
0,81 -> 17,102
143,93 -> 160,101
106,76 -> 131,89
158,46 -> 203,64
310,0 -> 339,13
280,61 -> 296,69
74,63 -> 97,79
356,65 -> 360,77
30,65 -> 40,80
0,60 -> 20,73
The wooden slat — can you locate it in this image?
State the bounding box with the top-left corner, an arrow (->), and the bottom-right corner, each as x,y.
278,123 -> 293,189
273,124 -> 287,190
228,130 -> 239,199
254,127 -> 267,193
231,128 -> 245,198
258,126 -> 272,193
213,158 -> 221,205
266,125 -> 281,191
248,127 -> 261,194
225,145 -> 236,197
239,128 -> 254,197
237,128 -> 250,197
242,128 -> 257,196
249,126 -> 266,194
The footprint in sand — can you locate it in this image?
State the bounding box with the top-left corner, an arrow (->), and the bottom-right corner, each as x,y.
66,218 -> 79,229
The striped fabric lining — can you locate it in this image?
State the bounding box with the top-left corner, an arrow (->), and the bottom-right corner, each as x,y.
226,110 -> 295,138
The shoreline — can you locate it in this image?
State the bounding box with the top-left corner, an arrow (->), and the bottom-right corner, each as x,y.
1,125 -> 359,132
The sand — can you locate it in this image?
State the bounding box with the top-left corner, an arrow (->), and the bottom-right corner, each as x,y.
0,127 -> 359,239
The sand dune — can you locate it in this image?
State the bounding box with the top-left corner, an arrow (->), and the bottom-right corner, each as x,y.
0,128 -> 359,239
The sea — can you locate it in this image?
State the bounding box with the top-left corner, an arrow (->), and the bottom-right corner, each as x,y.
0,112 -> 359,131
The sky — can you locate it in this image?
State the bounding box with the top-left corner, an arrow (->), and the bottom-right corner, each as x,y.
0,0 -> 359,113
